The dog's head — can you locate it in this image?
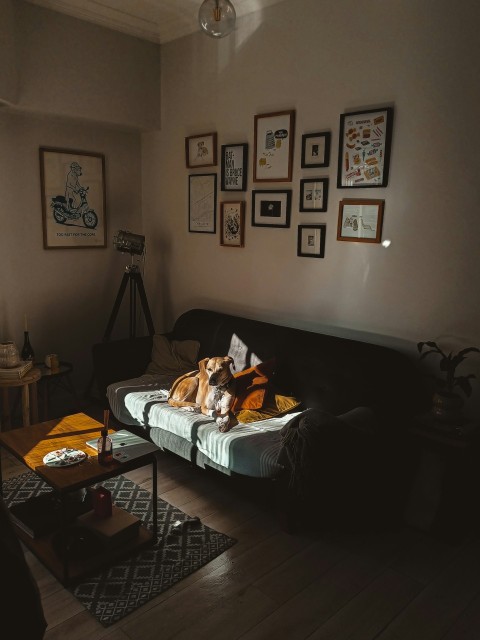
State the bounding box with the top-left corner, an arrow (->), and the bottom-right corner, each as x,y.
199,356 -> 234,387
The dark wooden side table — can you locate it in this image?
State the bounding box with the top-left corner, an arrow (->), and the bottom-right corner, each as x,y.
36,361 -> 79,420
403,412 -> 480,542
0,368 -> 41,429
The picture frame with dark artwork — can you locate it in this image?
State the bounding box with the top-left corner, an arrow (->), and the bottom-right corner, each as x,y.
185,132 -> 217,168
40,147 -> 107,249
220,201 -> 245,247
297,224 -> 326,258
337,106 -> 394,188
253,110 -> 295,182
252,190 -> 292,228
221,143 -> 248,191
337,198 -> 384,243
301,132 -> 331,168
299,178 -> 329,212
189,173 -> 217,233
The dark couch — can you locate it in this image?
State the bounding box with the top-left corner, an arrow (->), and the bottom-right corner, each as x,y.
93,307 -> 426,421
92,308 -> 428,531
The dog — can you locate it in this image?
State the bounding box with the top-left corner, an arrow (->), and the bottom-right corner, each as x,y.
167,356 -> 237,432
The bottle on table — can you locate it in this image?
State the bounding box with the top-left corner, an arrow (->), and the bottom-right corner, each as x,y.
98,409 -> 113,465
21,331 -> 35,361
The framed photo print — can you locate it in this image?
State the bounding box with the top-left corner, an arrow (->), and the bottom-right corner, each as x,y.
337,106 -> 394,188
221,143 -> 248,191
254,110 -> 295,182
220,201 -> 245,247
297,224 -> 326,258
299,178 -> 329,212
185,132 -> 217,168
189,173 -> 217,233
252,190 -> 292,228
337,199 -> 384,243
301,132 -> 331,168
40,147 -> 107,249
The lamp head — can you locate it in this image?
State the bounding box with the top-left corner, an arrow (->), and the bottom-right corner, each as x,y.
113,230 -> 145,256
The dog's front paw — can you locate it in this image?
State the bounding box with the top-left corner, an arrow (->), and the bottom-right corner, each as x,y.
216,416 -> 232,432
181,406 -> 199,413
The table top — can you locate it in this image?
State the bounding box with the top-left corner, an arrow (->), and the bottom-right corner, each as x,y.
0,412 -> 157,493
35,361 -> 73,378
0,367 -> 41,388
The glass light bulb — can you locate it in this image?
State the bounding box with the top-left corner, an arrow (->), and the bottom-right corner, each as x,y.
198,0 -> 236,38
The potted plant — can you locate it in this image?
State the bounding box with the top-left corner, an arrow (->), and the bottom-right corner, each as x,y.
417,341 -> 479,423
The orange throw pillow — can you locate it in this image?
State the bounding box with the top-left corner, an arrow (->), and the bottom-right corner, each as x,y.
232,359 -> 276,412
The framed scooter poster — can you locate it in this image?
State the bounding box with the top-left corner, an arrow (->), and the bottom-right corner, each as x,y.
40,147 -> 107,249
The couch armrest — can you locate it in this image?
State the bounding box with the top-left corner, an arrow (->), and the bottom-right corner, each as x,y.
92,335 -> 154,400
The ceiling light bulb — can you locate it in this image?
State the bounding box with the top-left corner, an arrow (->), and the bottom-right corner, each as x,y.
199,0 -> 236,38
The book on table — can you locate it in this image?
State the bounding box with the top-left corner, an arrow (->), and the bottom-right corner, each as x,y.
85,429 -> 158,462
0,360 -> 33,380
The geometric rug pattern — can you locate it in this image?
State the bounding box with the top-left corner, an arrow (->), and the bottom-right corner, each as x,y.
2,472 -> 237,627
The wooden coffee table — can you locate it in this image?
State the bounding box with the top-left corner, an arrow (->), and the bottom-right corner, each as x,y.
0,412 -> 158,585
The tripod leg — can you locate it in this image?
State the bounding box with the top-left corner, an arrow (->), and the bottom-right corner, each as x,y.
103,272 -> 129,342
134,273 -> 155,335
130,275 -> 137,339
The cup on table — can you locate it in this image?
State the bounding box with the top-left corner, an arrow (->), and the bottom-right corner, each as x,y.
45,353 -> 60,369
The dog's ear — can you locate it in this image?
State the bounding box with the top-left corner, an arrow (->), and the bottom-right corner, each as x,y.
224,356 -> 235,370
198,357 -> 210,373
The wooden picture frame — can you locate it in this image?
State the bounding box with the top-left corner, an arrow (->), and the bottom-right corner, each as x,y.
221,143 -> 248,191
253,110 -> 295,182
220,201 -> 245,247
185,132 -> 217,168
188,173 -> 217,233
337,107 -> 394,188
297,224 -> 326,258
39,147 -> 107,249
299,178 -> 329,212
301,132 -> 331,168
252,190 -> 292,228
337,199 -> 385,243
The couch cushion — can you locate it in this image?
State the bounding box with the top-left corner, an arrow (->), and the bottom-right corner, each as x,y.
231,359 -> 276,411
145,335 -> 200,376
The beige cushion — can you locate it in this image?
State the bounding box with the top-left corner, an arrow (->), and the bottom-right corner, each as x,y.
145,335 -> 200,376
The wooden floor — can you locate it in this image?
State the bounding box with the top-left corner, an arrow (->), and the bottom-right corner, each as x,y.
3,405 -> 480,639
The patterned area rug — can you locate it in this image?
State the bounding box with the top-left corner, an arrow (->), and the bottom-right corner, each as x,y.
3,472 -> 237,627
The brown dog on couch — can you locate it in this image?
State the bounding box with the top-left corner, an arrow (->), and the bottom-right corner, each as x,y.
167,356 -> 238,432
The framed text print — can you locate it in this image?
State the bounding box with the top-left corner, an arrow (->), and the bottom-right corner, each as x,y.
40,147 -> 107,249
253,110 -> 295,182
337,107 -> 394,188
221,143 -> 248,191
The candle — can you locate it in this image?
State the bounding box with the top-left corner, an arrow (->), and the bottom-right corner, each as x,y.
24,314 -> 28,332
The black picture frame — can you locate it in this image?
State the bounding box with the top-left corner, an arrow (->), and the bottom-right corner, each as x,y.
301,132 -> 331,168
299,178 -> 329,212
297,224 -> 326,258
337,106 -> 394,188
188,173 -> 217,234
221,143 -> 248,191
252,190 -> 292,228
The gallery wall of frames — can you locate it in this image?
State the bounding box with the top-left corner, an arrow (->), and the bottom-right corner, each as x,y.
185,106 -> 393,258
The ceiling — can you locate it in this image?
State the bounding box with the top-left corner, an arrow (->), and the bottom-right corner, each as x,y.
26,0 -> 287,44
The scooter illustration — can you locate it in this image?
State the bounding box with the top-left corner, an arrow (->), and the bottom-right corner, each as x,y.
50,186 -> 98,229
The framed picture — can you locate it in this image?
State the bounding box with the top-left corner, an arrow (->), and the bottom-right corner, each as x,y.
220,201 -> 245,247
189,173 -> 217,233
301,132 -> 331,168
185,132 -> 217,168
337,199 -> 385,243
253,110 -> 295,182
39,147 -> 107,249
299,178 -> 329,212
337,107 -> 394,188
297,224 -> 326,258
252,190 -> 292,228
221,143 -> 248,191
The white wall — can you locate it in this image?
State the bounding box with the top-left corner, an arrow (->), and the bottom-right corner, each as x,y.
143,0 -> 480,415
